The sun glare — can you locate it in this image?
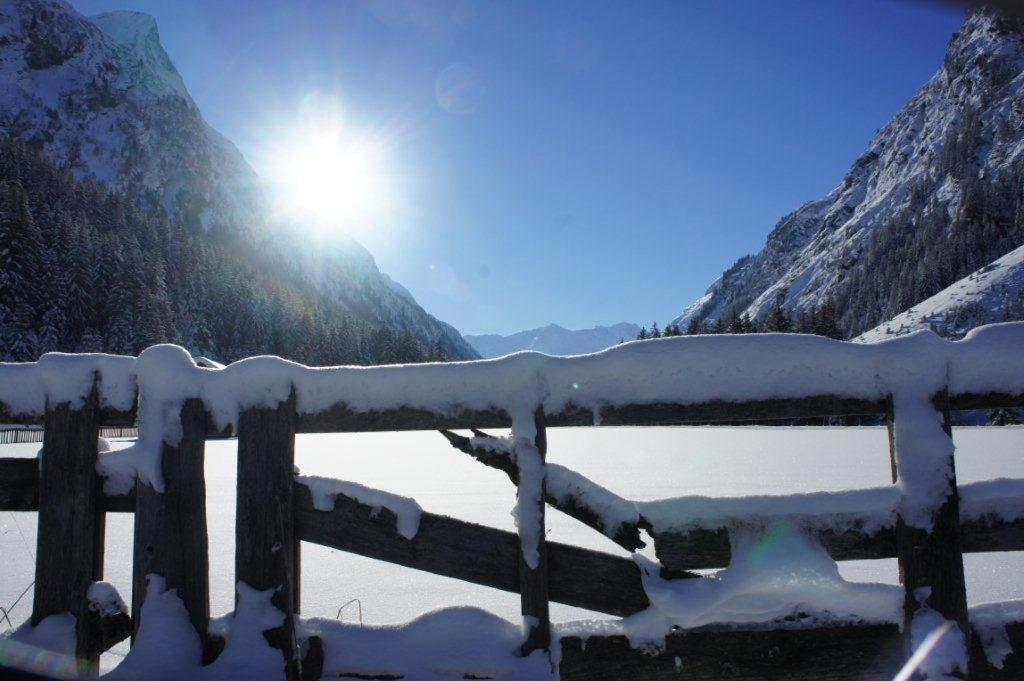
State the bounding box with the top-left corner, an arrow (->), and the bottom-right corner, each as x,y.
282,132 -> 382,221
265,98 -> 391,235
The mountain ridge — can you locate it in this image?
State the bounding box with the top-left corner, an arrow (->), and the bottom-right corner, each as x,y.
465,322 -> 640,358
672,8 -> 1024,340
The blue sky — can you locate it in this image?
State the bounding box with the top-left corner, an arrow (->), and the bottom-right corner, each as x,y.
72,0 -> 964,335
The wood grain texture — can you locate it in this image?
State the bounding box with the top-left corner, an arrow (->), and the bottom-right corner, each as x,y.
0,458 -> 134,511
84,607 -> 132,659
559,624 -> 906,680
517,408 -> 550,656
294,483 -> 658,617
889,392 -> 969,672
236,391 -> 301,679
132,399 -> 211,660
0,457 -> 38,510
32,384 -> 105,672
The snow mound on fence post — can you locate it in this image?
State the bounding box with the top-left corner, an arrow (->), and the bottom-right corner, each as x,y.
87,581 -> 127,618
107,575 -> 202,679
203,582 -> 288,680
0,353 -> 135,417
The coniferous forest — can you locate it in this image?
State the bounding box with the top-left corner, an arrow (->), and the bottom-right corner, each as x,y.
0,137 -> 446,364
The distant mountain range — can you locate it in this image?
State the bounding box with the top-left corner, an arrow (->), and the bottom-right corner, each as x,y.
465,323 -> 640,358
672,8 -> 1024,341
0,0 -> 477,362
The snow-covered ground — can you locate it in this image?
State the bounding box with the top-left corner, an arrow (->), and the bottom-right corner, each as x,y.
1,426 -> 1022,673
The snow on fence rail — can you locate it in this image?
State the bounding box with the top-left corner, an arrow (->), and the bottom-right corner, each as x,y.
0,324 -> 1023,679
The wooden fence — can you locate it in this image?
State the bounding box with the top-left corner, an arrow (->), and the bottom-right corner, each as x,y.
1,333 -> 1024,679
0,426 -> 137,445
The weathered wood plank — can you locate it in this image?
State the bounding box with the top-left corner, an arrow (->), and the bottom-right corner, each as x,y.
559,624 -> 905,680
517,408 -> 550,656
654,525 -> 898,571
295,396 -> 891,432
294,483 -> 660,617
1,388 -> 1020,434
948,391 -> 1024,413
0,458 -> 134,511
84,608 -> 132,659
889,392 -> 969,673
0,457 -> 38,510
297,404 -> 512,433
132,399 -> 211,659
236,390 -> 301,680
0,402 -> 136,428
652,514 -> 1024,571
32,384 -> 105,673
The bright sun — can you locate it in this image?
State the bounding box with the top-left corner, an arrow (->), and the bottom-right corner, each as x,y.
266,103 -> 389,233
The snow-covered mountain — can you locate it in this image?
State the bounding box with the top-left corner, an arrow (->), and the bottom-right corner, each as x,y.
858,244 -> 1024,342
465,323 -> 640,358
0,2 -> 260,228
0,0 -> 477,359
673,9 -> 1024,339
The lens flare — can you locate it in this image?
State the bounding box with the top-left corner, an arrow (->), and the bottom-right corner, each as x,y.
263,93 -> 392,236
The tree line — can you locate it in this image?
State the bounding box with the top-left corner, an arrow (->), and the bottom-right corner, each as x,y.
0,136 -> 447,365
634,298 -> 844,341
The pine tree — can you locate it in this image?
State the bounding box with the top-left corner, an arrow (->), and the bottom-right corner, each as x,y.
728,310 -> 745,334
813,302 -> 844,340
765,296 -> 792,333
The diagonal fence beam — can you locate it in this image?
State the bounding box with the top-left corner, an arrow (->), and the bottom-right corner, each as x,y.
293,481 -> 676,617
438,429 -> 646,551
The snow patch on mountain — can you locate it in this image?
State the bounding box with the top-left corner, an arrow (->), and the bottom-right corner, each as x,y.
0,0 -> 262,228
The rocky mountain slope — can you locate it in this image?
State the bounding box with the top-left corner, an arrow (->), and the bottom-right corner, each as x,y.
673,8 -> 1024,339
0,0 -> 476,360
465,322 -> 640,358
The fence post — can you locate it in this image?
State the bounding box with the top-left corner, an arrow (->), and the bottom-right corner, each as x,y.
236,389 -> 301,679
33,379 -> 104,674
886,391 -> 969,672
517,407 -> 550,657
132,398 -> 211,660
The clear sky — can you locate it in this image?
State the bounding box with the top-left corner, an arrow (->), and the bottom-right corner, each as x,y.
72,0 -> 964,336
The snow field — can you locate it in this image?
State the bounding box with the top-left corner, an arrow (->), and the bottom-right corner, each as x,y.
0,425 -> 1022,676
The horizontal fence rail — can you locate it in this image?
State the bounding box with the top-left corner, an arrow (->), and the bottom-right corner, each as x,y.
1,325 -> 1023,679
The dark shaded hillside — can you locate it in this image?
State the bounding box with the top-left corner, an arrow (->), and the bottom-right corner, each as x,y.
0,0 -> 479,362
0,137 -> 444,365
